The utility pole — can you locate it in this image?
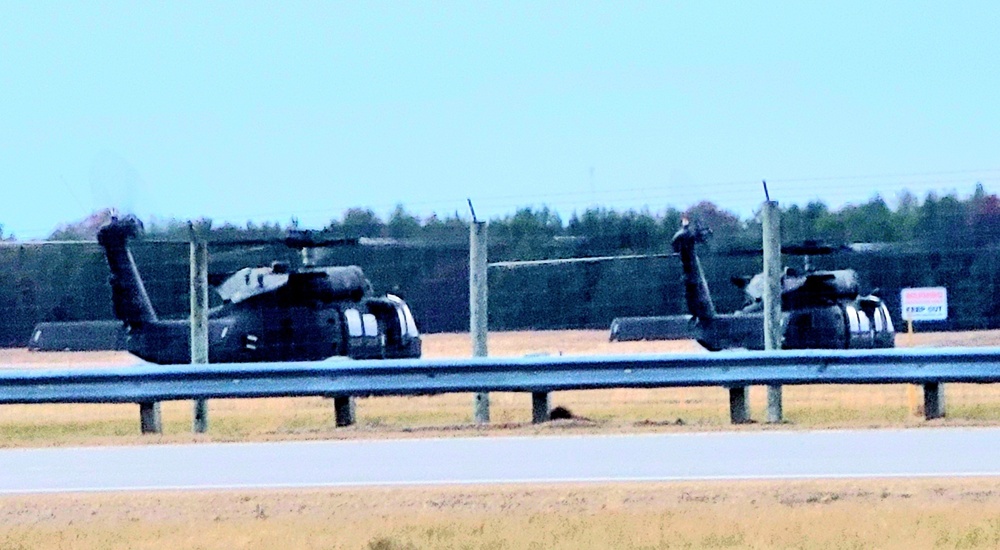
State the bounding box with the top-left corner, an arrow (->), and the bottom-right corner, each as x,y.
189,224 -> 209,433
762,196 -> 784,423
470,218 -> 490,424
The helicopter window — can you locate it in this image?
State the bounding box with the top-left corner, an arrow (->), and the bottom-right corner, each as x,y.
363,313 -> 379,336
344,308 -> 363,337
387,294 -> 419,336
402,304 -> 418,336
845,305 -> 860,333
857,309 -> 871,332
389,301 -> 408,336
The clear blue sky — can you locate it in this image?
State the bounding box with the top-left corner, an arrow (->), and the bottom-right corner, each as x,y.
2,1 -> 999,238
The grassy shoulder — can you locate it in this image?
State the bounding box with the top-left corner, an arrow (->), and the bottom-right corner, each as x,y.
3,479 -> 1000,549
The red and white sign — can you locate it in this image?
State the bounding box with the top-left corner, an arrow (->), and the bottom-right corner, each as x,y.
901,287 -> 948,321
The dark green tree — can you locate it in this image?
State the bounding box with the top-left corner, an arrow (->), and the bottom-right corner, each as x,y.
386,204 -> 421,239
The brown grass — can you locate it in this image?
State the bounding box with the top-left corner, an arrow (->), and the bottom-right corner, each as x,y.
4,479 -> 1000,549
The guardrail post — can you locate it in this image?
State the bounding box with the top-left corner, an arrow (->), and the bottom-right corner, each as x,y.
729,387 -> 751,424
139,402 -> 162,434
762,198 -> 783,423
470,220 -> 490,424
190,232 -> 209,434
924,383 -> 946,420
531,391 -> 550,423
334,396 -> 356,427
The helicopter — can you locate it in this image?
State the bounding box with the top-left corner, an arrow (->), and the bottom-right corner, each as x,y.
609,219 -> 895,351
95,215 -> 421,364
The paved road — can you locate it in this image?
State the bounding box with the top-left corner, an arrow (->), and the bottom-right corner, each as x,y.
3,428 -> 1000,494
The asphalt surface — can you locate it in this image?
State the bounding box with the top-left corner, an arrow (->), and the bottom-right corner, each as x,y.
3,428 -> 1000,494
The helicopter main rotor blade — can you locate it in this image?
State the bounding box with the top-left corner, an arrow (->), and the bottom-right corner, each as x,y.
207,236 -> 359,249
722,242 -> 853,257
489,252 -> 677,269
0,239 -> 190,247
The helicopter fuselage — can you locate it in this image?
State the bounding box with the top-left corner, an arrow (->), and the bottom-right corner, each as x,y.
609,221 -> 896,351
122,296 -> 421,364
681,300 -> 895,351
97,216 -> 421,365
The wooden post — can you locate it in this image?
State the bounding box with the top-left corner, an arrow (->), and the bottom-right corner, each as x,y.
470,221 -> 490,424
531,391 -> 550,424
190,233 -> 209,434
762,200 -> 783,423
139,401 -> 162,434
334,396 -> 356,427
729,387 -> 751,424
924,382 -> 945,420
906,320 -> 921,416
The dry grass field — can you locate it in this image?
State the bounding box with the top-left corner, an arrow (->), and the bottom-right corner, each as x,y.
4,331 -> 1000,548
4,479 -> 1000,549
4,329 -> 1000,448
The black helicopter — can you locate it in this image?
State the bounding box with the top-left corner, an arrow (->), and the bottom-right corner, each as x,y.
610,219 -> 895,351
96,215 -> 421,364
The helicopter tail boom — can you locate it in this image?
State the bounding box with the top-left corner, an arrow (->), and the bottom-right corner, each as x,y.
609,315 -> 700,341
671,222 -> 717,324
96,216 -> 158,326
611,313 -> 765,350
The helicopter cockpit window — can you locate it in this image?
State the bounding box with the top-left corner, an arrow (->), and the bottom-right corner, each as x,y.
845,305 -> 860,333
402,304 -> 418,336
872,307 -> 884,332
363,313 -> 379,336
387,296 -> 408,335
856,309 -> 871,332
344,308 -> 363,337
387,294 -> 419,336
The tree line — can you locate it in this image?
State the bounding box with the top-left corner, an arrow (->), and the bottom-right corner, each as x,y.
2,184 -> 999,347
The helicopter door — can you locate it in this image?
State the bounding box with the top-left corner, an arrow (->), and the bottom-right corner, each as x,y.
343,308 -> 364,357
844,304 -> 875,349
317,309 -> 346,356
342,307 -> 382,359
388,294 -> 419,338
365,296 -> 422,359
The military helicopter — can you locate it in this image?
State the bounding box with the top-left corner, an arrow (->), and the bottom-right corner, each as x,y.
96,215 -> 421,364
610,218 -> 895,351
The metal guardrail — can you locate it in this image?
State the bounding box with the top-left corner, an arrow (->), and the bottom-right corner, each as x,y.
2,347 -> 999,432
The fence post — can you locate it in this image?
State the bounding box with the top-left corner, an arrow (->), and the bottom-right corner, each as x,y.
531,391 -> 550,424
139,401 -> 162,434
334,396 -> 356,427
762,200 -> 783,423
190,230 -> 209,434
924,383 -> 946,420
470,220 -> 490,424
729,387 -> 751,424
